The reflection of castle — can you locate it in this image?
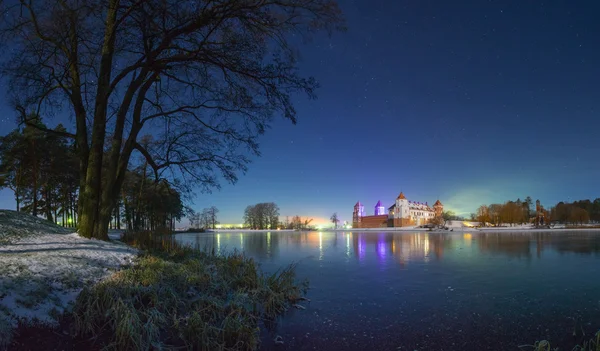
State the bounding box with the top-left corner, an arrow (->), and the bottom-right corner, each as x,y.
352,192 -> 443,228
351,232 -> 446,265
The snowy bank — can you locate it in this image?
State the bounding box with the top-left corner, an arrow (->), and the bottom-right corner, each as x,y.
0,210 -> 137,347
0,210 -> 73,244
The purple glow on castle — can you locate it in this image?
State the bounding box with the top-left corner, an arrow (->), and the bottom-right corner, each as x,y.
374,200 -> 385,216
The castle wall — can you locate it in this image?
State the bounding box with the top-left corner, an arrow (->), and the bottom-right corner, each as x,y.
353,216 -> 415,228
392,218 -> 414,227
353,215 -> 389,228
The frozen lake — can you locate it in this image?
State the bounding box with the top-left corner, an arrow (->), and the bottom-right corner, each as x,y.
174,231 -> 600,350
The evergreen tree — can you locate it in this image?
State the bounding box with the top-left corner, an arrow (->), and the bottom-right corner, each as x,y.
0,121 -> 78,223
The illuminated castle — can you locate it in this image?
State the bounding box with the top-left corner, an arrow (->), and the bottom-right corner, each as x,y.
352,192 -> 443,228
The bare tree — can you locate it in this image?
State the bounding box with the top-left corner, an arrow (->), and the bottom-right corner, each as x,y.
290,215 -> 312,230
206,206 -> 219,230
283,216 -> 290,230
442,210 -> 455,227
243,202 -> 279,229
330,212 -> 339,229
303,217 -> 313,230
189,211 -> 199,230
0,0 -> 344,240
200,209 -> 211,229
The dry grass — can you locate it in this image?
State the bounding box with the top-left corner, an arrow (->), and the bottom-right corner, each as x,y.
71,233 -> 307,350
520,331 -> 600,351
0,314 -> 11,350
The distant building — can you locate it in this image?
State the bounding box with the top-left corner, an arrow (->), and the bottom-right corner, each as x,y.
352,192 -> 443,228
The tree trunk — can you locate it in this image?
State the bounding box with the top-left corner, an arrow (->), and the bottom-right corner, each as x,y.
94,202 -> 113,241
45,189 -> 53,222
78,190 -> 99,239
76,0 -> 120,241
32,168 -> 38,216
15,166 -> 22,211
73,192 -> 78,227
116,202 -> 121,230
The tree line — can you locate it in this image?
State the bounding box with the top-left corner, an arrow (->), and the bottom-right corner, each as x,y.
240,202 -> 315,230
475,197 -> 535,226
120,167 -> 186,232
0,122 -> 187,233
474,197 -> 600,226
244,203 -> 280,230
550,200 -> 600,225
0,119 -> 78,226
189,207 -> 219,230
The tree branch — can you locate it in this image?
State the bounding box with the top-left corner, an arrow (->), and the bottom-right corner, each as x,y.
133,142 -> 160,181
16,106 -> 77,139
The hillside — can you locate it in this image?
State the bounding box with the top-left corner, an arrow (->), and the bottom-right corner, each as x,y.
0,210 -> 72,244
0,210 -> 137,348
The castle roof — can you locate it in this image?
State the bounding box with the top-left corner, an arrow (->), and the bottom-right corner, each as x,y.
354,201 -> 362,208
375,200 -> 382,207
434,199 -> 443,206
409,205 -> 434,211
397,192 -> 406,200
388,204 -> 395,210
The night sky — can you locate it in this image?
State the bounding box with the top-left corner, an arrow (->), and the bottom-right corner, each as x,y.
1,1 -> 600,226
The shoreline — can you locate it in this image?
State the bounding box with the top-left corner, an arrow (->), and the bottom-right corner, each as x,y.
201,227 -> 600,234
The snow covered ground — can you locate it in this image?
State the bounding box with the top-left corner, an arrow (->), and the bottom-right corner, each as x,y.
0,210 -> 137,347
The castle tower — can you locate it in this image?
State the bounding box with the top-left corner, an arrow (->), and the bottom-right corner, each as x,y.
352,201 -> 365,224
395,192 -> 409,219
434,199 -> 443,218
374,200 -> 385,216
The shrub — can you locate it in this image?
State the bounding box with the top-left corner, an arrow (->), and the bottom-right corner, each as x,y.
71,245 -> 307,350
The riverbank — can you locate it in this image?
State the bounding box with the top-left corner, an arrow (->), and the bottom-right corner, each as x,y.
0,211 -> 308,350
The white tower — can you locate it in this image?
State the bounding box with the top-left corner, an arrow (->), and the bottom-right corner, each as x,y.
395,192 -> 409,219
